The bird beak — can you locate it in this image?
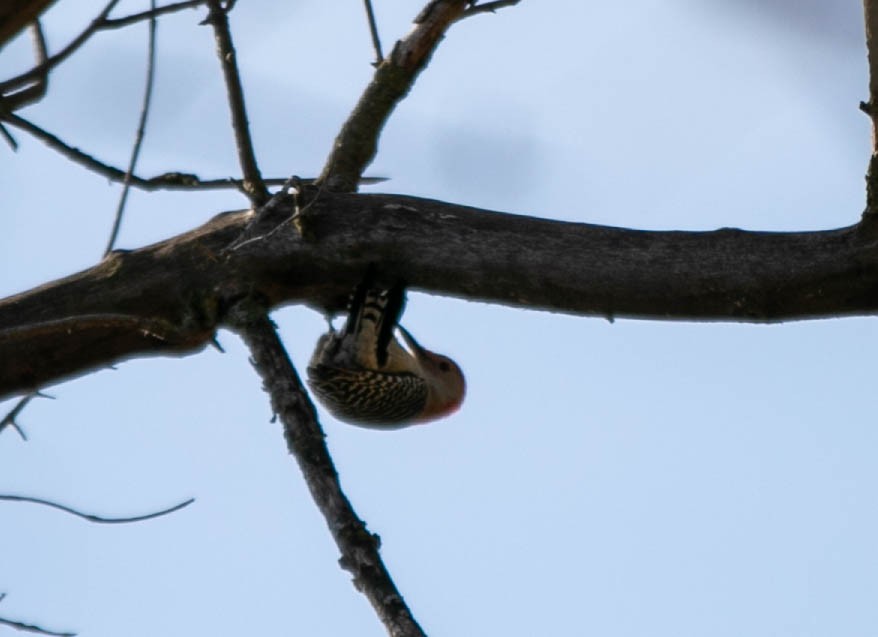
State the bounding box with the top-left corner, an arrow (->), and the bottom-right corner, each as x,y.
397,325 -> 427,355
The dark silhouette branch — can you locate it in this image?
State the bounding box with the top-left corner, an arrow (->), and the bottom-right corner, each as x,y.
0,0 -> 121,95
226,301 -> 426,637
0,0 -> 207,96
363,0 -> 385,65
203,0 -> 268,206
0,494 -> 194,523
104,0 -> 158,256
1,110 -> 311,192
0,22 -> 48,114
317,0 -> 473,192
0,593 -> 74,636
0,190 -> 876,399
0,616 -> 75,637
0,392 -> 47,439
0,0 -> 56,49
100,0 -> 207,28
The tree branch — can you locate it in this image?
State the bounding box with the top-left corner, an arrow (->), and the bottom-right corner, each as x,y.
0,0 -> 207,97
0,494 -> 194,523
0,22 -> 49,114
203,0 -> 268,206
363,0 -> 385,65
0,0 -> 56,49
104,0 -> 158,256
0,0 -> 121,95
0,616 -> 74,637
0,191 -> 875,398
100,0 -> 207,29
0,110 -> 311,192
863,0 -> 878,216
227,302 -> 426,637
317,0 -> 472,192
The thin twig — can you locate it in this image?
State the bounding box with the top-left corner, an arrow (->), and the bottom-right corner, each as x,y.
0,391 -> 52,440
458,0 -> 521,19
0,494 -> 195,524
100,0 -> 207,28
204,0 -> 268,206
0,395 -> 33,440
0,0 -> 207,97
0,593 -> 74,636
226,301 -> 426,637
0,0 -> 121,95
363,0 -> 384,65
0,617 -> 75,637
0,121 -> 16,150
0,22 -> 49,113
104,0 -> 158,256
0,110 -> 329,191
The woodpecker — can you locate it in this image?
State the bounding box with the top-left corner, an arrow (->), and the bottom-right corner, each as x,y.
306,279 -> 465,429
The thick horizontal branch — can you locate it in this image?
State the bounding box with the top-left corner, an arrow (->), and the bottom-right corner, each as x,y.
1,190 -> 876,397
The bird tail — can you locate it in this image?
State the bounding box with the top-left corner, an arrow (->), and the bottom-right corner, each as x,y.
344,269 -> 406,367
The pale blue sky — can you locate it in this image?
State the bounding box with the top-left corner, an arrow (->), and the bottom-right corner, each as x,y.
1,2 -> 876,636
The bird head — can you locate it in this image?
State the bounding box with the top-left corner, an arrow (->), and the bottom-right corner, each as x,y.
398,325 -> 466,422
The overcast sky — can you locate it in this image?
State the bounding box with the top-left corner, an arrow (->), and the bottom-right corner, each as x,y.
1,2 -> 876,636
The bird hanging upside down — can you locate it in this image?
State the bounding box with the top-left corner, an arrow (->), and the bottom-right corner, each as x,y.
306,277 -> 465,429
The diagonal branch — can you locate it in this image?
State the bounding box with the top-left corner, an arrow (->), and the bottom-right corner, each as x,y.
203,0 -> 268,206
226,302 -> 426,637
0,392 -> 41,439
363,0 -> 385,65
0,22 -> 49,114
0,616 -> 75,637
0,0 -> 208,97
0,0 -> 121,95
0,110 -> 306,192
0,0 -> 56,49
317,0 -> 474,192
104,0 -> 158,255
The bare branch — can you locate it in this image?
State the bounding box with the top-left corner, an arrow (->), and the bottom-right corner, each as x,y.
1,22 -> 49,112
459,0 -> 521,20
317,0 -> 472,192
104,0 -> 158,256
1,1 -> 207,99
0,0 -> 121,95
0,493 -> 194,523
1,393 -> 37,439
0,0 -> 56,49
1,192 -> 875,398
100,0 -> 207,28
0,111 -> 325,192
363,0 -> 384,65
0,592 -> 74,636
203,0 -> 268,205
226,301 -> 426,637
0,617 -> 75,637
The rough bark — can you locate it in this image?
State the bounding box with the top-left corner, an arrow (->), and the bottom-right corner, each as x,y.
1,191 -> 876,399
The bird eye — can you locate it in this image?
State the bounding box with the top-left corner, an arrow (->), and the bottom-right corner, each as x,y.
439,361 -> 451,372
